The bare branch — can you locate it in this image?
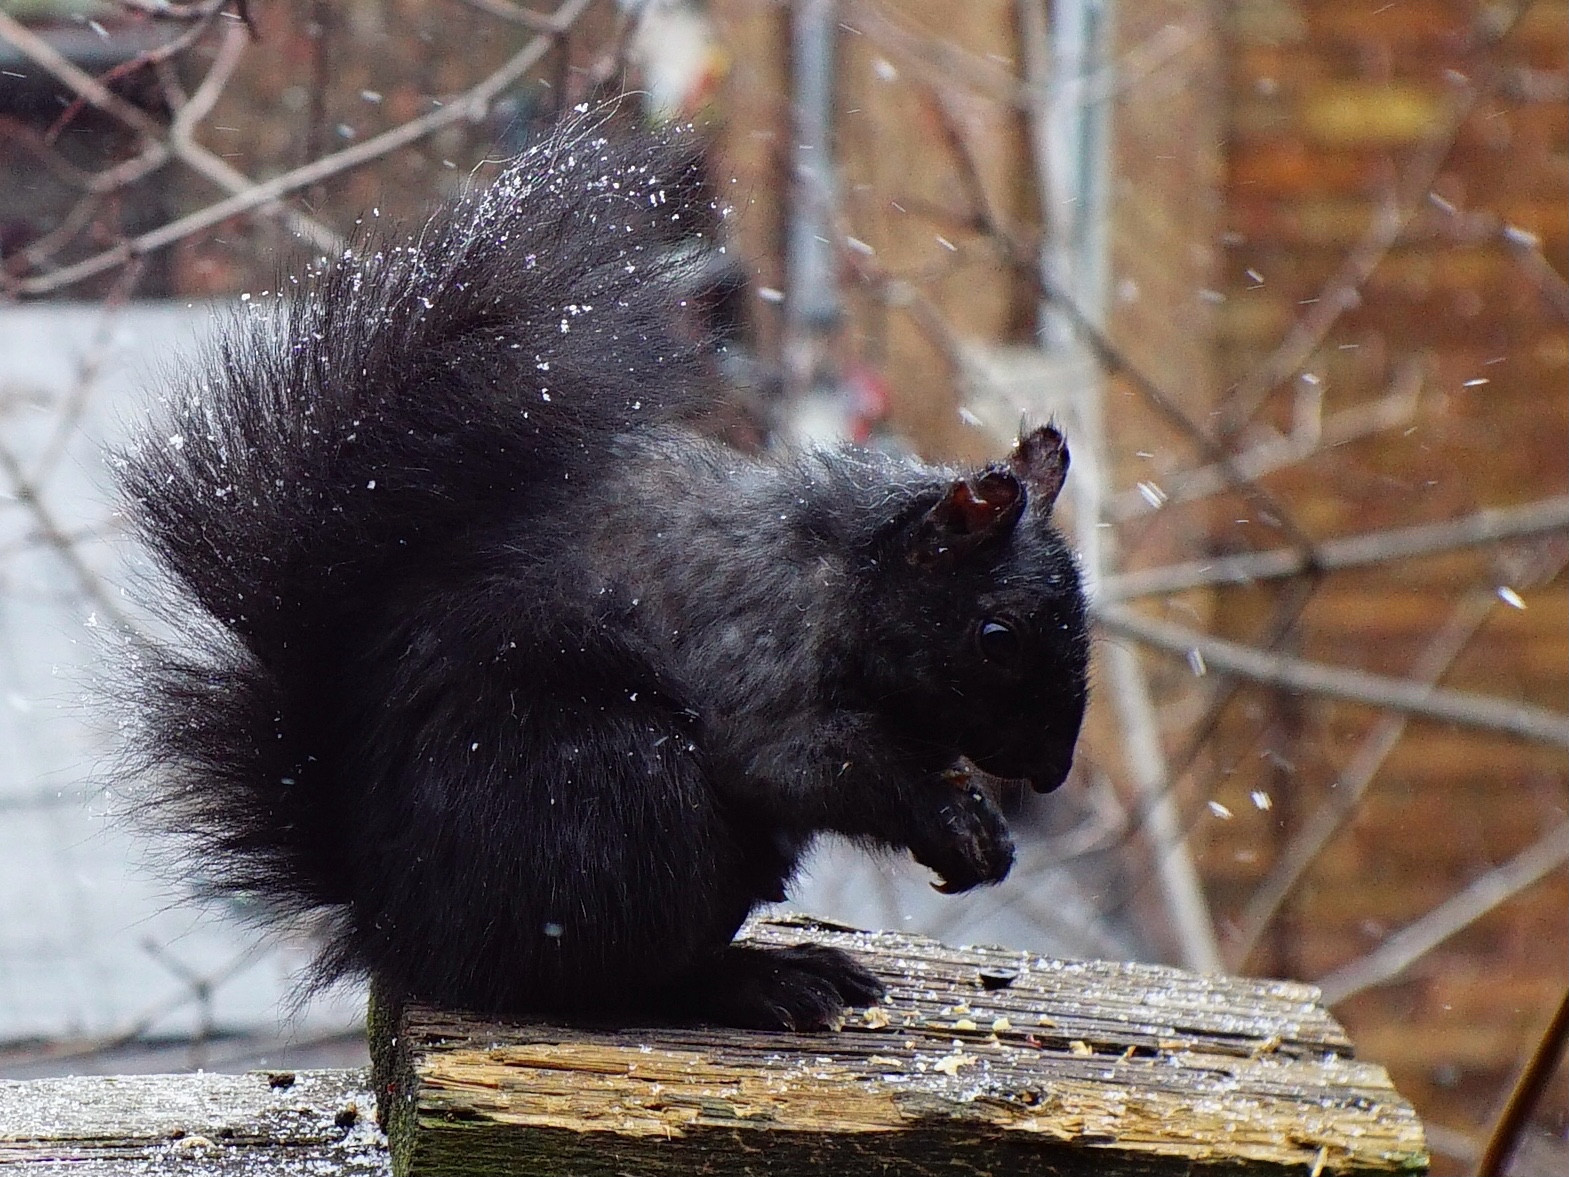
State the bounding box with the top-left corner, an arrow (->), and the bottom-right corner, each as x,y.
169,18 -> 248,140
0,7 -> 341,260
0,439 -> 153,647
114,0 -> 236,20
1091,579 -> 1318,913
1216,1 -> 1534,437
1038,276 -> 1323,555
1,1 -> 242,285
1225,589 -> 1500,968
842,251 -> 969,372
1109,359 -> 1425,522
6,0 -> 599,295
1095,603 -> 1569,749
1479,987 -> 1569,1177
4,192 -> 103,280
843,0 -> 1193,113
1428,192 -> 1569,324
0,115 -> 168,215
0,942 -> 265,1067
1101,639 -> 1225,971
28,292 -> 134,486
46,1 -> 230,140
455,0 -> 559,34
1101,496 -> 1569,601
841,9 -> 1324,577
1315,822 -> 1569,1005
1227,544 -> 1568,968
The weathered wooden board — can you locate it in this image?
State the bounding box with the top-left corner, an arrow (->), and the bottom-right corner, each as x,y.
0,1067 -> 388,1175
373,915 -> 1428,1176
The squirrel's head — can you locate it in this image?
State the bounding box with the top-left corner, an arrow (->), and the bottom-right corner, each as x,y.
860,425 -> 1090,794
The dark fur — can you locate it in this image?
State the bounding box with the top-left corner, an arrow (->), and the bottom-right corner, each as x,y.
119,126 -> 1089,1030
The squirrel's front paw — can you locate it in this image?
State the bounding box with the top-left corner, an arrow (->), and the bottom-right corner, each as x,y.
910,781 -> 1015,894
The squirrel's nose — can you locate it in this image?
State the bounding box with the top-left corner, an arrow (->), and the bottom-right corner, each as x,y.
1027,753 -> 1073,794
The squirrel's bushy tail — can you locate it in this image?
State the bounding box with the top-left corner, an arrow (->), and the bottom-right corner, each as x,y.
118,124 -> 717,919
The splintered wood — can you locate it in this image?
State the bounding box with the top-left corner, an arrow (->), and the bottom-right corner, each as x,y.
372,916 -> 1428,1176
0,1069 -> 386,1174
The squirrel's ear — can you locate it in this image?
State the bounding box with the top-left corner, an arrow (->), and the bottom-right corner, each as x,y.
1008,425 -> 1070,512
909,468 -> 1026,568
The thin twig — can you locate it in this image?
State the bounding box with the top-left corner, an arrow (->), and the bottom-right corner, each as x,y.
0,113 -> 76,180
0,8 -> 340,258
1108,359 -> 1426,522
915,81 -> 1038,272
843,0 -> 1192,113
114,0 -> 235,21
1099,576 -> 1319,932
1228,545 -> 1569,967
847,9 -> 1322,575
6,0 -> 598,294
0,439 -> 153,647
45,1 -> 229,140
0,117 -> 167,216
1101,639 -> 1225,970
1101,496 -> 1569,601
1216,1 -> 1533,438
3,194 -> 102,283
0,942 -> 265,1066
169,18 -> 248,141
1315,823 -> 1569,1005
1042,279 -> 1323,556
1479,988 -> 1569,1177
1226,590 -> 1499,968
1096,604 -> 1569,749
28,276 -> 140,486
1427,192 -> 1569,324
842,252 -> 969,371
455,0 -> 559,34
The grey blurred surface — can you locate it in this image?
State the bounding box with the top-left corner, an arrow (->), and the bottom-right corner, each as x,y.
0,302 -> 365,1062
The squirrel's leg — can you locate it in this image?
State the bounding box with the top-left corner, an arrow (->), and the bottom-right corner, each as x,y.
665,943 -> 884,1031
635,808 -> 884,1030
350,679 -> 886,1028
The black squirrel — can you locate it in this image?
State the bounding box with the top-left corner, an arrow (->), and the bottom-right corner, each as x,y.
118,126 -> 1090,1031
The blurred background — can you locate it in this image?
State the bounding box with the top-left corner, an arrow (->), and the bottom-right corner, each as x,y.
0,1 -> 1564,1172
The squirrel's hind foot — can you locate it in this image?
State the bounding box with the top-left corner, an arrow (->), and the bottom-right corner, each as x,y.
679,943 -> 885,1032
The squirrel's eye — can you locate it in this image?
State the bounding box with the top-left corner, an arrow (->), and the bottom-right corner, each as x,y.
974,619 -> 1021,667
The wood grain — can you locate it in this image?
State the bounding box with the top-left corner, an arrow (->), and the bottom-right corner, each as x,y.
0,1067 -> 387,1175
373,916 -> 1427,1176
